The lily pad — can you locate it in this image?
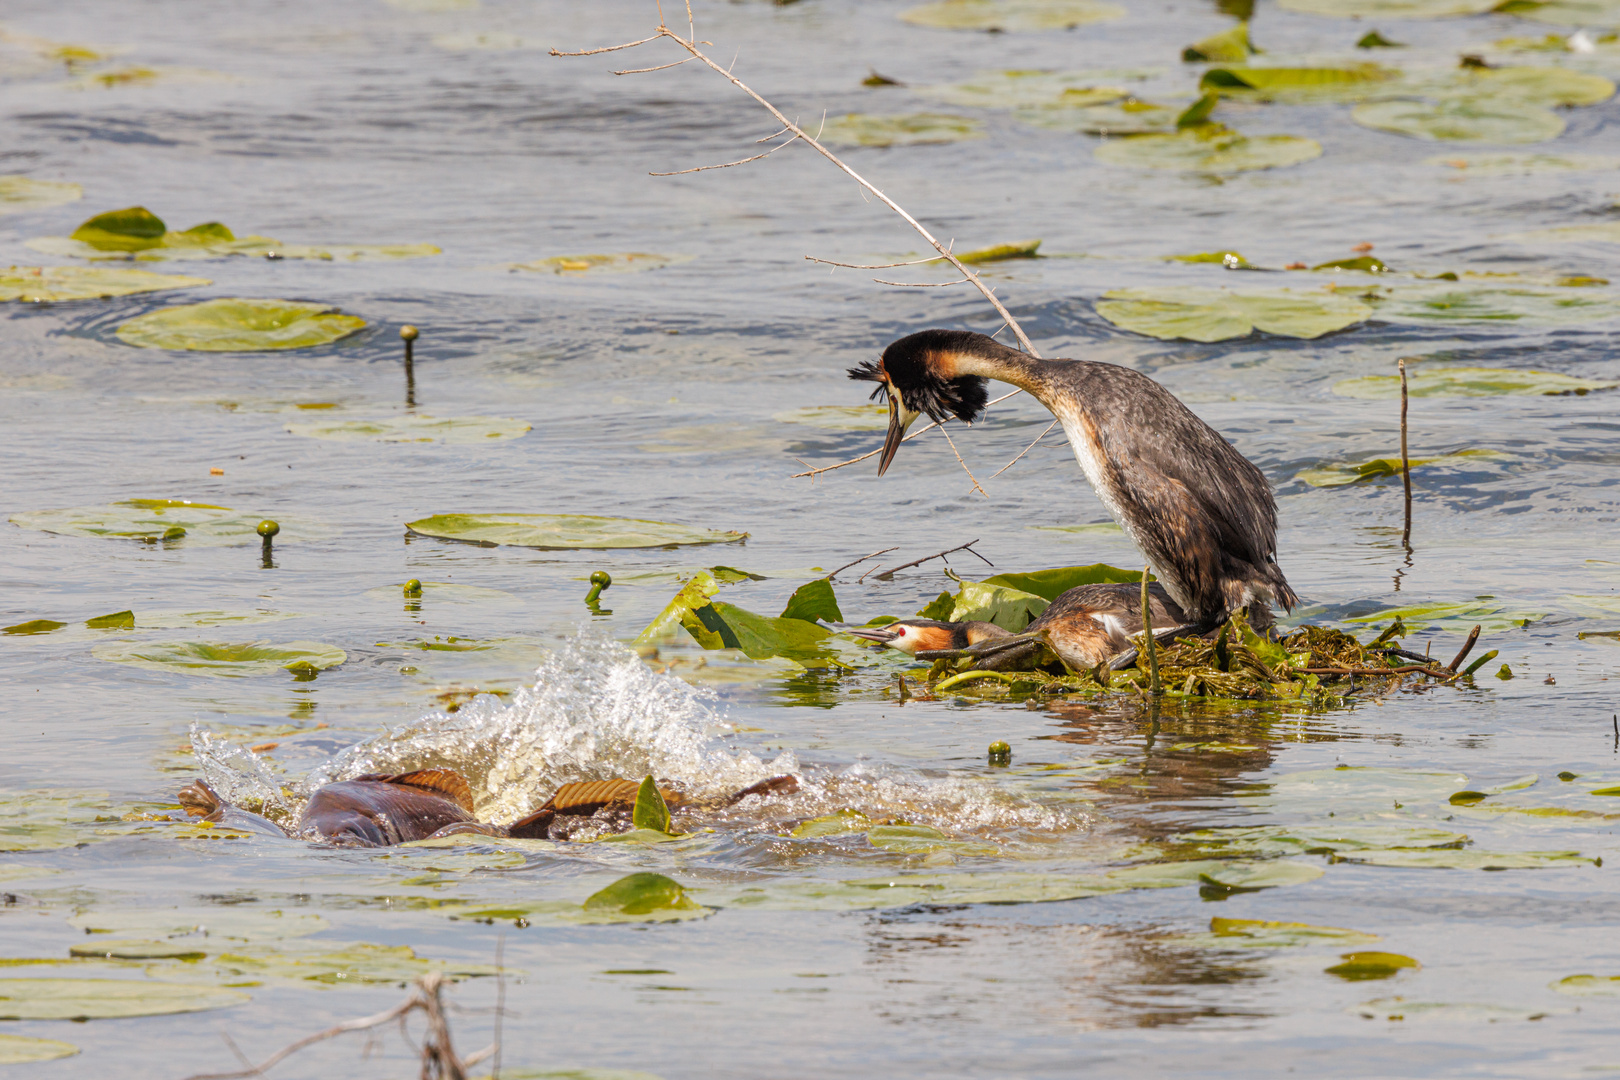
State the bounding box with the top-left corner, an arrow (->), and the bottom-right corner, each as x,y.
1352,98 -> 1565,143
636,571 -> 720,642
404,514 -> 745,550
68,908 -> 328,941
116,299 -> 365,351
1278,0 -> 1498,15
1197,861 -> 1325,891
921,70 -> 1127,109
583,873 -> 705,916
791,810 -> 873,838
693,601 -> 844,664
0,265 -> 208,304
773,405 -> 890,430
286,415 -> 531,444
510,253 -> 690,275
0,979 -> 248,1020
1178,823 -> 1472,858
779,579 -> 843,624
1094,124 -> 1322,173
1428,152 -> 1620,174
868,825 -> 999,856
174,942 -> 499,987
1333,365 -> 1617,398
1200,65 -> 1395,103
1017,99 -> 1179,135
0,791 -> 109,853
1325,952 -> 1421,980
1184,23 -> 1255,63
0,1035 -> 79,1063
1512,222 -> 1620,245
1205,917 -> 1380,947
3,618 -> 66,635
900,0 -> 1125,31
1352,996 -> 1559,1021
981,563 -> 1143,600
942,579 -> 1050,630
33,208 -> 437,262
10,500 -> 322,547
1297,449 -> 1505,487
815,113 -> 984,148
1334,849 -> 1593,868
92,640 -> 347,677
1333,277 -> 1620,327
1501,0 -> 1620,26
1344,600 -> 1542,632
0,175 -> 82,215
1551,974 -> 1620,996
959,239 -> 1043,263
1449,65 -> 1615,107
1096,286 -> 1371,342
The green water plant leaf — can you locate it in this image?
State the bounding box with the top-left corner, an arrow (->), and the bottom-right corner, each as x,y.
1314,256 -> 1388,272
1333,849 -> 1594,868
1184,22 -> 1254,62
170,942 -> 499,987
0,175 -> 82,215
1448,65 -> 1615,106
10,500 -> 322,547
1296,449 -> 1505,487
117,299 -> 366,351
791,810 -> 873,838
1167,251 -> 1249,266
71,206 -> 167,250
1325,951 -> 1421,980
1017,98 -> 1179,135
1197,861 -> 1325,891
944,579 -> 1050,630
1333,365 -> 1617,398
1501,0 -> 1620,26
0,791 -> 109,853
1096,286 -> 1371,341
816,113 -> 985,148
286,415 -> 531,444
68,908 -> 327,941
631,776 -> 673,834
1278,0 -> 1498,15
3,619 -> 66,635
1206,917 -> 1380,947
868,825 -> 999,856
405,514 -> 744,550
85,610 -> 134,629
583,873 -> 704,916
0,266 -> 210,302
637,572 -> 721,642
1200,64 -> 1394,103
780,579 -> 843,624
1352,996 -> 1561,1021
0,979 -> 248,1020
510,253 -> 690,275
69,940 -> 209,960
91,640 -> 346,677
1177,823 -> 1471,858
981,563 -> 1143,599
1094,124 -> 1322,173
704,602 -> 843,663
900,0 -> 1126,31
958,239 -> 1043,263
1344,600 -> 1542,632
1552,974 -> 1620,996
1352,98 -> 1566,143
773,405 -> 890,430
1429,151 -> 1620,173
0,1035 -> 79,1063
923,70 -> 1127,109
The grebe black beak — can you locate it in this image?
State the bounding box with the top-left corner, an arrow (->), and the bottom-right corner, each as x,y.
878,390 -> 921,476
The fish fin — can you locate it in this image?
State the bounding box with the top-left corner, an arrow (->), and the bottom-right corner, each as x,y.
374,769 -> 475,812
177,780 -> 222,818
506,807 -> 556,840
549,778 -> 641,815
725,774 -> 800,805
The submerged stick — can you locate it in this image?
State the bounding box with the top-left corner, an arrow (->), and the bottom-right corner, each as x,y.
1141,567 -> 1162,697
1399,356 -> 1412,552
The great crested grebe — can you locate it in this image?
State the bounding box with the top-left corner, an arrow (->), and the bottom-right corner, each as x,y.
847,581 -> 1191,672
849,329 -> 1296,630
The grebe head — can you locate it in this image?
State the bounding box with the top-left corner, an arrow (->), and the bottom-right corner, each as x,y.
848,329 -> 990,475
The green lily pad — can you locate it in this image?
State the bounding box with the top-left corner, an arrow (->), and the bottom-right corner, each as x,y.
868,825 -> 999,856
1352,98 -> 1565,143
1094,124 -> 1322,172
0,979 -> 248,1020
71,206 -> 166,250
3,619 -> 66,635
0,791 -> 109,853
1178,823 -> 1472,857
791,809 -> 873,838
1333,365 -> 1618,398
68,908 -> 327,941
34,208 -> 437,262
1197,861 -> 1325,891
1278,0 -> 1498,15
958,239 -> 1043,263
0,1035 -> 79,1064
1205,916 -> 1381,947
922,70 -> 1128,109
1344,600 -> 1542,632
981,563 -> 1143,600
1200,65 -> 1395,103
116,299 -> 366,351
815,113 -> 985,148
85,610 -> 134,629
171,942 -> 498,987
1501,0 -> 1620,26
1333,849 -> 1594,868
1017,98 -> 1179,135
1167,251 -> 1250,267
0,266 -> 210,302
1447,65 -> 1615,106
404,514 -> 745,550
1096,286 -> 1371,341
636,571 -> 720,642
286,415 -> 531,444
10,500 -> 322,547
92,640 -> 347,677
509,253 -> 691,275
779,579 -> 843,624
69,940 -> 209,960
1325,951 -> 1421,980
1297,449 -> 1506,487
0,175 -> 82,215
1551,974 -> 1620,996
697,601 -> 844,664
1511,222 -> 1620,245
942,579 -> 1050,631
583,873 -> 705,916
900,0 -> 1125,31
1184,22 -> 1255,62
1428,152 -> 1620,174
773,405 -> 891,430
1352,996 -> 1560,1021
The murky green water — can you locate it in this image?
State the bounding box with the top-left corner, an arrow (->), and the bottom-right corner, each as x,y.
3,0 -> 1620,1076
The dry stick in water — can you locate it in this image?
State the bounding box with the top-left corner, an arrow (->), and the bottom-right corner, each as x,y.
1141,567 -> 1162,697
552,10 -> 1042,491
1446,624 -> 1482,672
862,540 -> 991,583
1399,357 -> 1413,552
825,546 -> 900,580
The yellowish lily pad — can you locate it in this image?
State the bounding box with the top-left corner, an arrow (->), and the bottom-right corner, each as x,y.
0,265 -> 210,302
92,640 -> 347,677
1205,917 -> 1381,947
9,499 -> 323,546
1333,280 -> 1620,324
1428,152 -> 1620,174
286,415 -> 531,444
921,70 -> 1127,109
1017,98 -> 1179,134
901,0 -> 1125,30
773,405 -> 891,430
1552,974 -> 1620,996
0,979 -> 248,1020
1096,286 -> 1371,341
1333,366 -> 1617,398
0,175 -> 82,215
116,298 -> 366,351
405,513 -> 746,550
509,253 -> 690,275
1501,0 -> 1620,27
0,791 -> 109,853
1279,0 -> 1498,15
816,113 -> 984,148
1201,64 -> 1397,103
1352,98 -> 1565,143
1297,449 -> 1506,487
0,1035 -> 79,1064
1094,124 -> 1322,172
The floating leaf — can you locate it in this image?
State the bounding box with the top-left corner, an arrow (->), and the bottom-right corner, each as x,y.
185,942 -> 498,987
0,1035 -> 79,1064
1296,449 -> 1506,487
1313,256 -> 1389,272
868,825 -> 999,856
944,579 -> 1050,631
1511,222 -> 1620,245
583,873 -> 704,916
510,253 -> 690,275
922,70 -> 1127,109
1428,152 -> 1620,174
1551,974 -> 1620,996
70,940 -> 208,960
1278,0 -> 1498,16
1094,124 -> 1322,173
1352,98 -> 1565,143
1206,917 -> 1380,947
703,602 -> 844,664
67,909 -> 327,941
631,776 -> 673,835
1345,599 -> 1542,632
1167,251 -> 1250,267
1096,286 -> 1371,342
10,500 -> 323,547
958,239 -> 1042,263
637,572 -> 721,642
1200,65 -> 1395,103
815,113 -> 985,148
3,619 -> 66,636
405,514 -> 744,550
1333,365 -> 1617,398
1178,823 -> 1471,857
1184,23 -> 1255,62
0,175 -> 82,215
92,640 -> 347,677
0,791 -> 108,853
779,579 -> 843,624
1501,0 -> 1620,26
1352,996 -> 1559,1022
0,266 -> 209,302
791,810 -> 873,838
286,415 -> 531,444
981,563 -> 1143,599
116,299 -> 365,352
85,610 -> 134,630
1197,861 -> 1325,891
1448,65 -> 1615,106
1325,951 -> 1421,980
1334,849 -> 1593,868
773,405 -> 890,430
1017,99 -> 1179,134
0,979 -> 248,1020
900,0 -> 1126,31
71,206 -> 167,250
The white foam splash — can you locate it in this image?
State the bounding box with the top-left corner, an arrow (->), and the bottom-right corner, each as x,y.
190,724 -> 294,821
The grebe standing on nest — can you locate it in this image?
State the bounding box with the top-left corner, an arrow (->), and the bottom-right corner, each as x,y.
849,329 -> 1296,635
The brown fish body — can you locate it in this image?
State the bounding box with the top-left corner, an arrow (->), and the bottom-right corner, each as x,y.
296,770 -> 477,847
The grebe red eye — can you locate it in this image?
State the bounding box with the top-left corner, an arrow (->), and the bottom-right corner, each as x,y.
895,627 -> 906,636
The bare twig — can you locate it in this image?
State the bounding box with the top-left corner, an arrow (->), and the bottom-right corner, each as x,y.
872,275 -> 969,288
862,540 -> 991,582
1302,665 -> 1457,681
1141,567 -> 1162,697
989,418 -> 1059,480
938,425 -> 987,497
1446,625 -> 1482,672
825,547 -> 899,580
550,33 -> 662,57
613,56 -> 694,74
1399,356 -> 1413,553
804,247 -> 955,271
652,133 -> 799,175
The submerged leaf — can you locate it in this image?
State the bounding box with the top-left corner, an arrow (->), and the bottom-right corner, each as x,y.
981,563 -> 1142,600
1096,286 -> 1371,342
0,1035 -> 79,1064
0,979 -> 248,1020
286,415 -> 531,444
583,873 -> 703,916
92,640 -> 347,677
116,299 -> 366,351
922,70 -> 1127,109
900,0 -> 1126,31
1333,365 -> 1617,398
1352,98 -> 1566,143
791,810 -> 873,838
816,113 -> 985,148
868,825 -> 999,856
1094,124 -> 1322,173
405,514 -> 744,550
1197,861 -> 1325,891
510,253 -> 690,275
0,175 -> 82,216
0,266 -> 209,302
